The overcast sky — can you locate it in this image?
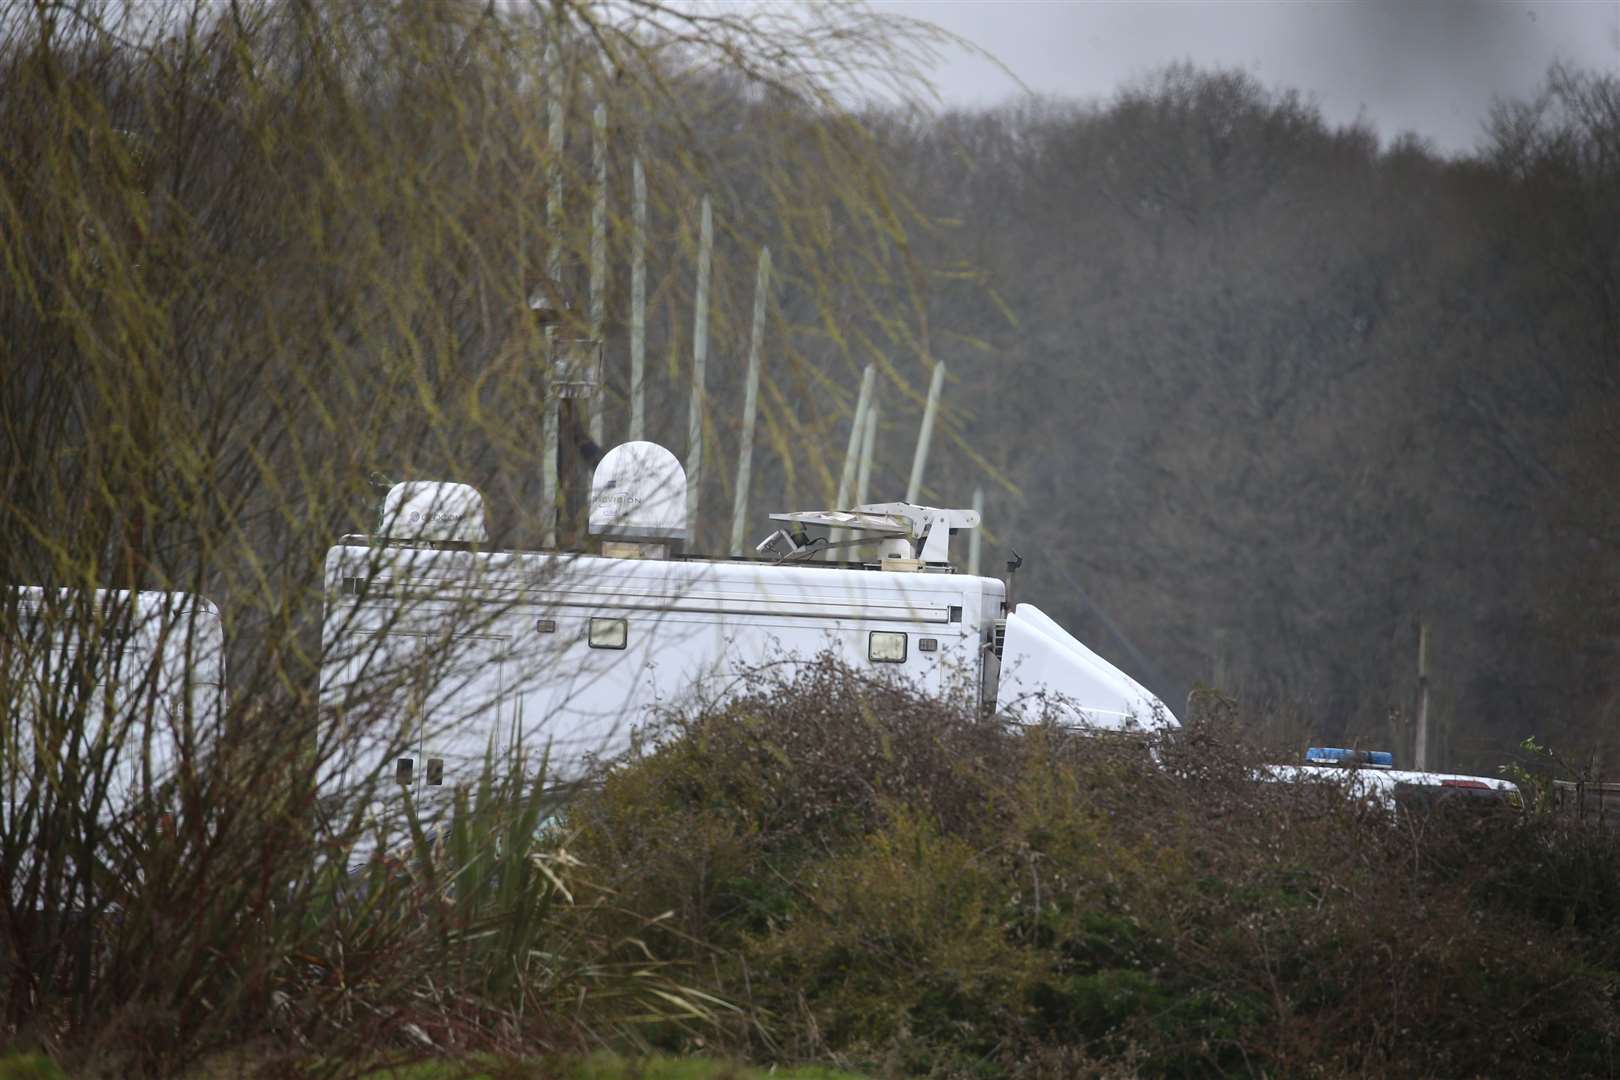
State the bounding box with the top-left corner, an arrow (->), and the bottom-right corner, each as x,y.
871,0 -> 1620,156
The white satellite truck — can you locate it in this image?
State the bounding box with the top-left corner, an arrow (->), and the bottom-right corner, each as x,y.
2,587 -> 228,828
317,441 -> 1177,820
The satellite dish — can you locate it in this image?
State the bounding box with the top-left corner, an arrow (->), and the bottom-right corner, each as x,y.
768,502 -> 979,563
768,509 -> 912,536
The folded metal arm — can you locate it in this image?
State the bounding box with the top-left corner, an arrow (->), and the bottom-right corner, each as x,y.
768,502 -> 980,563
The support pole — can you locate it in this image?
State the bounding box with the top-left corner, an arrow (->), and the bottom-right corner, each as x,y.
541,42 -> 565,549
630,157 -> 646,442
541,395 -> 559,547
968,487 -> 983,575
1414,620 -> 1430,771
829,365 -> 875,559
589,102 -> 606,446
685,196 -> 712,543
855,398 -> 879,505
836,366 -> 875,509
546,50 -> 563,287
730,247 -> 771,556
906,362 -> 946,503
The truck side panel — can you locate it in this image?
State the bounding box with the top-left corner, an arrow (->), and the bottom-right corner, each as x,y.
319,546 -> 1003,802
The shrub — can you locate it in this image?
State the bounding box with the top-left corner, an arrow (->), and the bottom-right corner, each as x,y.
568,660 -> 1620,1078
5,689 -> 723,1077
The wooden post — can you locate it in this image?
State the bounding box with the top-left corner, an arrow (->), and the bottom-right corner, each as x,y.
541,42 -> 565,549
1414,620 -> 1430,771
685,196 -> 712,543
968,487 -> 983,575
589,102 -> 606,447
729,247 -> 771,556
855,398 -> 879,505
629,157 -> 646,442
829,365 -> 875,558
545,46 -> 563,288
541,391 -> 560,547
906,362 -> 946,503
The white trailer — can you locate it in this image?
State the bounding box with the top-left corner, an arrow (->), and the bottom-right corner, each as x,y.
318,442 -> 1177,821
2,587 -> 227,826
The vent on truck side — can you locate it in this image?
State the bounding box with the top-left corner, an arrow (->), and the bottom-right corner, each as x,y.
980,619 -> 1006,716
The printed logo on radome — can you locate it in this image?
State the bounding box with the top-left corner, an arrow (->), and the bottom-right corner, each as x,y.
596,477 -> 642,509
595,490 -> 641,510
408,509 -> 465,525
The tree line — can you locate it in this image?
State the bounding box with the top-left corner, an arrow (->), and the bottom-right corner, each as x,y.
863,63 -> 1619,772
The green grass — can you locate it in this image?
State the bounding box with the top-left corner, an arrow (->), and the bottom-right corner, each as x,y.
0,1054 -> 868,1080
0,1056 -> 67,1080
365,1054 -> 868,1080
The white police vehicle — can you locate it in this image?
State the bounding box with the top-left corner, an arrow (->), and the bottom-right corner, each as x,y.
1260,746 -> 1522,815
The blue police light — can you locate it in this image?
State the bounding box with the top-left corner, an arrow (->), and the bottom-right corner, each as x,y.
1305,747 -> 1395,768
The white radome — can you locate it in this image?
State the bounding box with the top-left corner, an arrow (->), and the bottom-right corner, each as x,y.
589,440 -> 688,542
380,482 -> 489,545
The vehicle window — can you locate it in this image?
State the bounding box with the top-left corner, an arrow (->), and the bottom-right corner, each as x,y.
588,617 -> 628,650
869,631 -> 906,662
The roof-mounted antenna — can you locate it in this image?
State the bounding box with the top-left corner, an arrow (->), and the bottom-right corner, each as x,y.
368,472 -> 395,533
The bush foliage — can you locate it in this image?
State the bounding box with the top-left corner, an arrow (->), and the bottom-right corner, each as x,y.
568,661 -> 1620,1078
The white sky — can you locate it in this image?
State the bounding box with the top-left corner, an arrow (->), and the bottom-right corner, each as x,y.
872,0 -> 1620,155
